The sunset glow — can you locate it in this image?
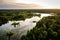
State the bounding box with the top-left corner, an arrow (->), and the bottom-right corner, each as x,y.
0,0 -> 60,9
13,0 -> 60,9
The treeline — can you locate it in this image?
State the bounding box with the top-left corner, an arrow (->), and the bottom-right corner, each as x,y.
1,9 -> 60,13
0,10 -> 40,20
21,16 -> 60,40
0,17 -> 8,26
0,10 -> 40,26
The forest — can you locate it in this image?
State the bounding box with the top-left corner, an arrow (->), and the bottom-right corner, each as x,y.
0,10 -> 40,26
0,10 -> 60,40
21,16 -> 60,40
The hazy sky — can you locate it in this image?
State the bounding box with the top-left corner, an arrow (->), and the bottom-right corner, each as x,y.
0,0 -> 60,9
14,0 -> 60,8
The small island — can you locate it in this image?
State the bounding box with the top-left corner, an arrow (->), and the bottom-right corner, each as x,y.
11,22 -> 19,27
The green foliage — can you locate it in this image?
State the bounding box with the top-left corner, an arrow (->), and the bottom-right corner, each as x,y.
6,31 -> 14,36
0,17 -> 8,26
21,16 -> 60,40
6,31 -> 14,40
52,32 -> 57,37
0,10 -> 41,26
12,22 -> 19,27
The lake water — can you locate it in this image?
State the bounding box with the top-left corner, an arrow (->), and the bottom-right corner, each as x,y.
0,13 -> 54,40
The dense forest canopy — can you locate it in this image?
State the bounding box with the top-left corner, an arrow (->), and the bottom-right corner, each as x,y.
0,10 -> 41,26
21,16 -> 60,40
0,10 -> 60,40
0,9 -> 60,13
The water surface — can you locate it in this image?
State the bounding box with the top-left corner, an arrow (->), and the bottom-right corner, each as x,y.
0,13 -> 53,39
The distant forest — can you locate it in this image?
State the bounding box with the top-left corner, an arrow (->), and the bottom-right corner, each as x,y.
0,10 -> 41,26
0,9 -> 60,13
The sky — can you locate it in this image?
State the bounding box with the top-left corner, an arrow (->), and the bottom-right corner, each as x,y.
0,0 -> 60,9
14,0 -> 60,8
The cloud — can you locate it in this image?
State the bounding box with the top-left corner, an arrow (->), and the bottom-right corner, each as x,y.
0,1 -> 43,9
0,0 -> 3,4
0,0 -> 60,9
